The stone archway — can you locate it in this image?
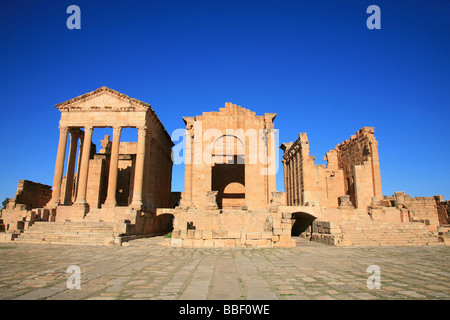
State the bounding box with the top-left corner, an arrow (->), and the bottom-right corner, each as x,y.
211,135 -> 246,209
291,212 -> 316,239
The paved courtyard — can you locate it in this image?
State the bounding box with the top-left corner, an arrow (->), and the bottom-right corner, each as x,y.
0,237 -> 448,300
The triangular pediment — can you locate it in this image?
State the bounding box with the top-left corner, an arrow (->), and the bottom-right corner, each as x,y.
55,86 -> 150,112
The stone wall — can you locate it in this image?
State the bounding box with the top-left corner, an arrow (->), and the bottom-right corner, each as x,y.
11,180 -> 52,210
437,200 -> 450,225
182,102 -> 277,211
167,208 -> 295,248
281,127 -> 382,209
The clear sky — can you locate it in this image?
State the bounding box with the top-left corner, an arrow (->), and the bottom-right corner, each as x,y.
0,0 -> 449,203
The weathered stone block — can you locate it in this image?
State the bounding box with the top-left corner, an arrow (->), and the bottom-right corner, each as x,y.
183,239 -> 193,247
202,230 -> 213,239
261,231 -> 273,239
227,231 -> 241,239
193,239 -> 204,247
172,230 -> 181,238
247,232 -> 262,240
170,238 -> 183,247
273,228 -> 283,235
213,239 -> 225,247
213,230 -> 228,238
282,212 -> 292,219
203,239 -> 214,247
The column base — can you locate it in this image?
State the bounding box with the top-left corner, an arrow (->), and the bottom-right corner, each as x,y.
45,199 -> 60,210
72,201 -> 88,209
102,200 -> 117,208
131,201 -> 143,210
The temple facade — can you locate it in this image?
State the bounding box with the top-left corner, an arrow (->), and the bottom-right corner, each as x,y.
0,88 -> 448,247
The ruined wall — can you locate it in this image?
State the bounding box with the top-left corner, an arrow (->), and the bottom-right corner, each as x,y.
168,208 -> 295,248
183,102 -> 277,211
281,127 -> 382,209
12,180 -> 52,210
281,133 -> 345,208
333,127 -> 382,208
376,192 -> 446,230
437,200 -> 450,225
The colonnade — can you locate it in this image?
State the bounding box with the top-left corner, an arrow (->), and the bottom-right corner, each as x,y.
282,145 -> 302,206
47,125 -> 149,209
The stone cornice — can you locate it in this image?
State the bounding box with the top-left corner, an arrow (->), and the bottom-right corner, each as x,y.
55,86 -> 150,112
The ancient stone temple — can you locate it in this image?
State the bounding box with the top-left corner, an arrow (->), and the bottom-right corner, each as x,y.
166,103 -> 296,248
1,87 -> 175,245
180,103 -> 277,210
279,128 -> 449,246
0,89 -> 448,247
281,127 -> 382,209
47,86 -> 173,220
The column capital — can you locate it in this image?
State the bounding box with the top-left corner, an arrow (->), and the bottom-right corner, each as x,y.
84,126 -> 94,135
112,126 -> 123,136
136,125 -> 148,136
58,126 -> 69,134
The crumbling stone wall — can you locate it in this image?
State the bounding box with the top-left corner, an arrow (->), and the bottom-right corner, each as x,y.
331,127 -> 382,208
12,180 -> 52,210
379,192 -> 446,230
437,200 -> 450,225
281,127 -> 382,209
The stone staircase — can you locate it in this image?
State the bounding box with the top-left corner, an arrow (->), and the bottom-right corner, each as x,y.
338,218 -> 444,246
13,221 -> 121,246
82,209 -> 103,222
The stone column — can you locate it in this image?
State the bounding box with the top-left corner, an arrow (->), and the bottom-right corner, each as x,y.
295,150 -> 302,205
293,147 -> 299,205
74,126 -> 93,206
48,126 -> 69,208
131,126 -> 147,209
63,130 -> 79,205
281,159 -> 289,205
104,126 -> 122,207
73,135 -> 84,201
289,154 -> 295,206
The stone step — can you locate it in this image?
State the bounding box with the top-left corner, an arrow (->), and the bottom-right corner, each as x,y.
13,238 -> 107,246
28,226 -> 116,232
333,220 -> 441,247
13,221 -> 120,246
17,233 -> 118,240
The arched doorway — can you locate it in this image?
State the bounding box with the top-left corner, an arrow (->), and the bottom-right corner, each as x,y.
291,212 -> 316,239
211,135 -> 245,209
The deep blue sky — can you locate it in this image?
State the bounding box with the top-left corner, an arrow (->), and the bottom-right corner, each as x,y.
0,0 -> 449,203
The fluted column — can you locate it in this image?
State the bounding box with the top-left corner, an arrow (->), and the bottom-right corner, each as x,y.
293,147 -> 299,205
289,155 -> 294,206
104,126 -> 122,207
74,126 -> 93,206
73,134 -> 84,201
131,126 -> 148,209
295,150 -> 302,205
282,159 -> 288,205
48,126 -> 69,208
63,130 -> 79,205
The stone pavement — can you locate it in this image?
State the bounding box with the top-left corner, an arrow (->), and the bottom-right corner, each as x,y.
0,237 -> 448,300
